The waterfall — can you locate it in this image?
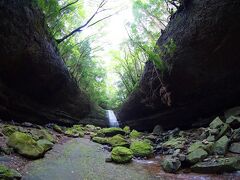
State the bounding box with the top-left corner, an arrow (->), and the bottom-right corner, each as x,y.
107,110 -> 119,127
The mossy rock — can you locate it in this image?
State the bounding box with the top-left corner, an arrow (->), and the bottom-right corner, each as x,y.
111,147 -> 133,163
213,135 -> 229,155
129,130 -> 141,139
191,157 -> 240,173
7,132 -> 45,159
53,124 -> 64,133
188,141 -> 213,154
108,135 -> 129,147
0,164 -> 22,179
162,137 -> 186,149
2,125 -> 18,136
209,117 -> 224,129
73,125 -> 84,131
123,126 -> 130,134
130,140 -> 153,157
92,137 -> 109,145
65,128 -> 84,138
37,139 -> 54,151
97,127 -> 125,137
162,157 -> 181,173
85,124 -> 99,132
30,129 -> 55,143
187,148 -> 208,164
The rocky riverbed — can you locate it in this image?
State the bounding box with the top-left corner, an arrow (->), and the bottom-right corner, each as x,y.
0,111 -> 240,179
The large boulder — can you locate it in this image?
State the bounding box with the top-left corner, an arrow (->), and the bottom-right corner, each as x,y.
118,0 -> 240,130
7,132 -> 45,159
111,147 -> 133,163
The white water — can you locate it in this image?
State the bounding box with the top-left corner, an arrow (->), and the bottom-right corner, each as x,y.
107,110 -> 119,127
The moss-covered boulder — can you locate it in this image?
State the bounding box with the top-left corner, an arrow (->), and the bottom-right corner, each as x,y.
37,139 -> 54,151
209,117 -> 224,129
191,157 -> 240,173
130,140 -> 153,157
65,127 -> 84,137
1,125 -> 18,136
188,141 -> 213,154
53,124 -> 64,133
30,129 -> 55,143
129,130 -> 141,139
92,137 -> 109,145
123,126 -> 130,134
85,124 -> 99,132
97,127 -> 125,137
187,148 -> 208,164
0,164 -> 22,179
162,157 -> 181,173
162,137 -> 186,149
7,132 -> 45,159
111,147 -> 133,163
213,135 -> 229,155
108,135 -> 129,147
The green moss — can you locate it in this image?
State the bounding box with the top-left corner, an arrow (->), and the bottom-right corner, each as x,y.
129,130 -> 141,139
37,139 -> 54,151
123,126 -> 130,134
65,127 -> 84,138
30,129 -> 55,143
162,137 -> 186,149
0,164 -> 22,179
7,132 -> 44,159
108,135 -> 129,147
85,124 -> 99,132
188,141 -> 214,154
187,148 -> 208,164
97,127 -> 125,137
111,147 -> 133,163
130,140 -> 153,157
92,137 -> 109,145
2,125 -> 18,136
53,124 -> 63,133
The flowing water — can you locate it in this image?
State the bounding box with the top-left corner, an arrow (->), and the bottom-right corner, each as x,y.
107,110 -> 119,127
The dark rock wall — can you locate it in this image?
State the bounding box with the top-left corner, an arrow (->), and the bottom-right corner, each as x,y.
118,0 -> 240,130
0,0 -> 106,126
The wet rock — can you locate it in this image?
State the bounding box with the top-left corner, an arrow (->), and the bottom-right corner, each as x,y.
213,135 -> 229,155
0,146 -> 13,155
206,135 -> 216,142
191,157 -> 240,173
0,164 -> 22,179
178,154 -> 186,162
229,142 -> 240,154
129,130 -> 141,139
105,157 -> 112,162
216,123 -> 230,140
231,128 -> 240,142
130,140 -> 153,157
152,125 -> 163,136
162,137 -> 186,149
97,128 -> 125,137
53,124 -> 64,133
37,139 -> 54,151
162,157 -> 181,173
7,132 -> 44,159
187,148 -> 208,164
226,116 -> 240,129
123,126 -> 130,134
108,135 -> 129,147
209,129 -> 219,135
85,124 -> 98,132
1,125 -> 18,136
111,147 -> 133,163
145,134 -> 157,142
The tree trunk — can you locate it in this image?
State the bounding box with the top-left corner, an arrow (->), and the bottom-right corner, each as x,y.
118,0 -> 240,130
0,0 -> 107,126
